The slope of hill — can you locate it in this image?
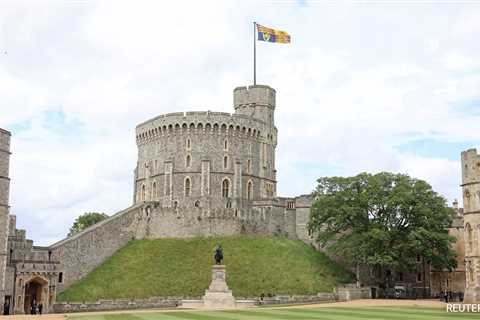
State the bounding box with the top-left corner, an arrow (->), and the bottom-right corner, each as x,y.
58,236 -> 353,302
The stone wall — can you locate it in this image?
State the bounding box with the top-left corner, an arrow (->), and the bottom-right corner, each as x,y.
49,204 -> 143,291
130,201 -> 299,240
336,285 -> 371,301
0,128 -> 11,308
257,293 -> 337,306
53,297 -> 181,313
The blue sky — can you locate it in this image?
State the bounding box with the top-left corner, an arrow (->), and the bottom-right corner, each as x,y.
1,0 -> 479,245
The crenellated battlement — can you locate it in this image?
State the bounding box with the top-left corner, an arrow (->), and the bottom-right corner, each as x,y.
462,148 -> 480,186
135,111 -> 267,144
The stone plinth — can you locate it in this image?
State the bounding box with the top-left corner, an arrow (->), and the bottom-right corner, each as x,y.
202,265 -> 236,309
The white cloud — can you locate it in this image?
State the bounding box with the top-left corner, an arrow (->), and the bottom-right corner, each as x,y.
0,1 -> 479,244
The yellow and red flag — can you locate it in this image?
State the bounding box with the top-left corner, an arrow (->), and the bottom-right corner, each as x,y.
256,24 -> 291,44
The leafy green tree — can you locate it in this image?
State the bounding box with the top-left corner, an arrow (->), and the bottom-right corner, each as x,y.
68,212 -> 109,237
308,172 -> 457,290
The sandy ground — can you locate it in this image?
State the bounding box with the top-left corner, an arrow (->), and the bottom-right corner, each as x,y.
1,299 -> 446,319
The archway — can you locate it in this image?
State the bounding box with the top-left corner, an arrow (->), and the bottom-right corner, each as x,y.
23,277 -> 48,314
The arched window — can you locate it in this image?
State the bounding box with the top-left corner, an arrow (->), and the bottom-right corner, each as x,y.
185,177 -> 191,197
186,154 -> 191,168
247,159 -> 252,173
224,139 -> 228,150
186,138 -> 191,150
247,180 -> 253,200
224,156 -> 228,169
141,184 -> 146,201
222,179 -> 230,198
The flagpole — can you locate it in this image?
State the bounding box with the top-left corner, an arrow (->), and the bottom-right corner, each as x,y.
253,21 -> 256,86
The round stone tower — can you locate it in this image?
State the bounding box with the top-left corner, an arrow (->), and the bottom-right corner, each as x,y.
461,148 -> 480,302
0,128 -> 11,308
133,85 -> 278,209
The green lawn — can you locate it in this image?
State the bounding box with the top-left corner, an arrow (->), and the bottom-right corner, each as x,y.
58,236 -> 352,302
68,306 -> 480,320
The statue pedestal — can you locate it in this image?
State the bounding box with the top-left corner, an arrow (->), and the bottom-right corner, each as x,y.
202,265 -> 236,309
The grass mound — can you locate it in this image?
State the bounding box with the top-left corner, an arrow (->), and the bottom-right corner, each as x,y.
58,236 -> 353,302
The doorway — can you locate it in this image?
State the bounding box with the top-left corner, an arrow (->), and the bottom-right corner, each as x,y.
23,277 -> 47,314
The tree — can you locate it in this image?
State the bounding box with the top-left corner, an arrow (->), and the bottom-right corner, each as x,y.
308,172 -> 457,291
68,212 -> 109,237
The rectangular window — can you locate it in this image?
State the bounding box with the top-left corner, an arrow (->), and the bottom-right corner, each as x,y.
58,272 -> 63,283
286,201 -> 295,209
417,273 -> 422,282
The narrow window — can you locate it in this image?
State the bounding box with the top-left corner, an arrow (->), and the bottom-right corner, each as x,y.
59,272 -> 63,284
165,174 -> 171,196
247,159 -> 252,173
224,139 -> 228,150
224,156 -> 228,169
417,273 -> 422,282
226,200 -> 232,208
185,177 -> 191,197
141,185 -> 146,201
152,182 -> 157,199
416,254 -> 421,262
222,179 -> 230,198
247,181 -> 253,200
186,138 -> 191,150
186,154 -> 191,168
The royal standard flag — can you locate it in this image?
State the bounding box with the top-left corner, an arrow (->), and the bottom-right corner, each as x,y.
257,24 -> 291,44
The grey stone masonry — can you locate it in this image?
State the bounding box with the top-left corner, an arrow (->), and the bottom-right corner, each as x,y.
462,149 -> 480,302
133,85 -> 278,210
0,128 -> 11,309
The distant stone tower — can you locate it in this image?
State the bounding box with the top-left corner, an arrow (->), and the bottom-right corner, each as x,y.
461,148 -> 480,302
0,128 -> 11,308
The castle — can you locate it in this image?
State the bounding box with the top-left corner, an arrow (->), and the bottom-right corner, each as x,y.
0,84 -> 475,314
0,85 -> 315,314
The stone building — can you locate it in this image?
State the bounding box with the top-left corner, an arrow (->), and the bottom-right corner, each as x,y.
0,128 -> 61,315
461,148 -> 480,302
0,128 -> 11,313
430,202 -> 466,298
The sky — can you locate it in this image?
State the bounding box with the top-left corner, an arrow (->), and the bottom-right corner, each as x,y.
1,0 -> 480,245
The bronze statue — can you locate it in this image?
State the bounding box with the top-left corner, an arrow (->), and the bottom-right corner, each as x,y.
214,244 -> 223,264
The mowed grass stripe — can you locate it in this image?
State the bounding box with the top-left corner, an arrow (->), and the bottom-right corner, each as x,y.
119,312 -> 196,320
222,308 -> 351,320
165,311 -> 245,320
287,307 -> 480,320
328,306 -> 480,319
281,307 -> 446,320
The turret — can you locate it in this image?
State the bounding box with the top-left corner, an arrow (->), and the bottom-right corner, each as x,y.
461,148 -> 480,302
0,128 -> 11,308
233,85 -> 276,127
